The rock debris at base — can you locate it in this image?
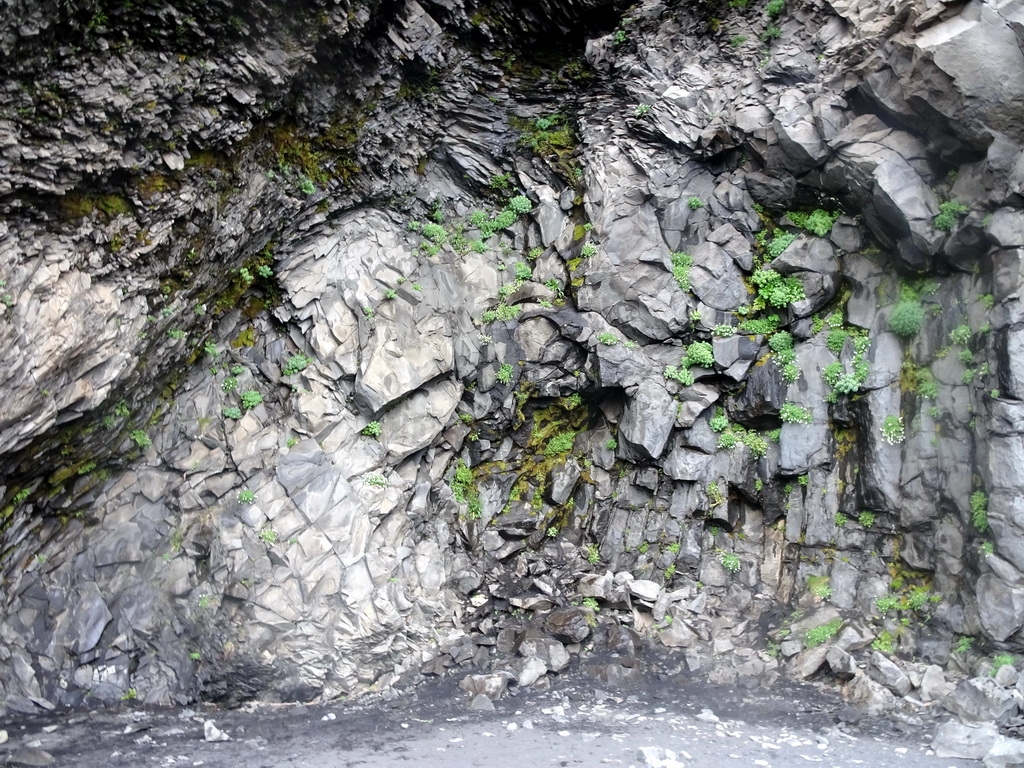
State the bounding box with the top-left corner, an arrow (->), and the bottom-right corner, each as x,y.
0,0 -> 1023,762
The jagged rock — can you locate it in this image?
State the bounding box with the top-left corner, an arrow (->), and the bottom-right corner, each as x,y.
932,720 -> 1000,760
0,0 -> 1023,716
203,720 -> 230,743
845,672 -> 897,716
514,632 -> 570,672
638,746 -> 686,768
628,579 -> 661,602
619,378 -> 676,460
825,647 -> 857,681
514,657 -> 548,687
543,607 -> 593,644
6,748 -> 55,766
459,672 -> 514,700
469,693 -> 495,711
985,737 -> 1024,768
943,677 -> 1020,724
977,575 -> 1024,642
578,572 -> 615,601
867,652 -> 912,697
920,664 -> 955,702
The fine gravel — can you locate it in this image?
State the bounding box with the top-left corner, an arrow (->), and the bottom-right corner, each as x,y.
0,673 -> 978,768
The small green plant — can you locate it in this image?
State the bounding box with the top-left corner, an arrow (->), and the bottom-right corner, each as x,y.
129,430 -> 152,448
222,407 -> 242,419
237,489 -> 256,503
583,597 -> 599,611
282,354 -> 311,375
546,526 -> 559,538
121,688 -> 138,701
257,264 -> 273,278
738,314 -> 780,335
787,209 -> 839,236
496,363 -> 514,385
241,390 -> 263,409
585,543 -> 600,564
880,415 -> 905,445
222,377 -> 238,392
168,328 -> 186,340
383,288 -> 397,300
981,540 -> 995,556
507,196 -> 533,215
805,619 -> 842,647
605,438 -> 618,451
970,491 -> 989,532
720,550 -> 741,573
364,473 -> 389,488
780,402 -> 812,424
934,200 -> 969,231
685,341 -> 715,369
545,431 -> 577,456
949,324 -> 972,346
766,0 -> 785,17
230,365 -> 245,376
709,407 -> 729,433
687,196 -> 704,210
597,332 -> 619,346
859,511 -> 876,527
876,595 -> 900,615
760,24 -> 781,41
189,651 -> 202,661
286,437 -> 299,447
670,251 -> 693,293
704,483 -> 724,511
729,34 -> 747,46
634,103 -> 652,117
872,630 -> 895,653
991,653 -> 1016,676
362,421 -> 382,438
259,528 -> 277,544
954,636 -> 974,654
889,300 -> 924,337
750,268 -> 804,308
808,575 -> 832,599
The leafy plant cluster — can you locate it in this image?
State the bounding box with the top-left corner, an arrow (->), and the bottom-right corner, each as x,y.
664,341 -> 714,385
755,230 -> 797,259
671,251 -> 693,292
749,268 -> 805,309
545,431 -> 577,456
450,459 -> 482,518
769,330 -> 801,383
779,402 -> 812,424
787,208 -> 840,237
880,415 -> 905,445
875,584 -> 940,616
282,353 -> 312,376
934,200 -> 969,231
970,491 -> 988,533
822,332 -> 871,402
805,619 -> 842,647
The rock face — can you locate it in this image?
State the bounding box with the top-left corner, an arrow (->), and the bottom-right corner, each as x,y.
0,0 -> 1022,721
